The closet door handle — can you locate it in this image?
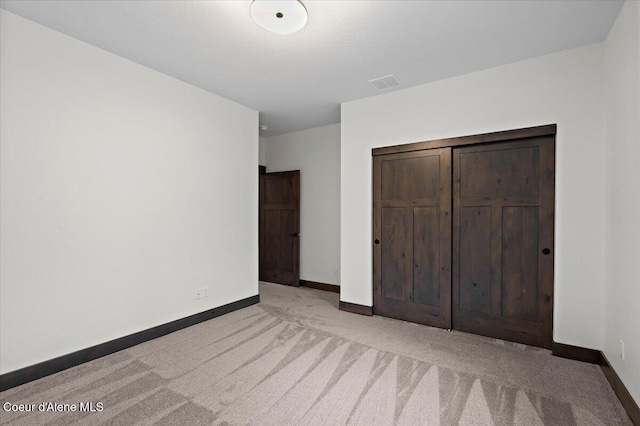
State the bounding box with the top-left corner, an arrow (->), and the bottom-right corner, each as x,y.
542,248 -> 551,255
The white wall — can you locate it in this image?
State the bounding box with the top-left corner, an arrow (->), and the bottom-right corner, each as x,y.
341,44 -> 605,349
603,0 -> 640,404
265,124 -> 341,286
0,10 -> 258,374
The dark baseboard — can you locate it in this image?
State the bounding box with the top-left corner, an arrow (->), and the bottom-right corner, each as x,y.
552,341 -> 603,364
300,280 -> 340,293
339,300 -> 372,316
601,353 -> 640,425
0,294 -> 260,392
552,341 -> 639,424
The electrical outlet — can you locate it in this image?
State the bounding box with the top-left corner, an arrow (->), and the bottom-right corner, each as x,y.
620,340 -> 625,360
195,288 -> 202,300
202,287 -> 209,298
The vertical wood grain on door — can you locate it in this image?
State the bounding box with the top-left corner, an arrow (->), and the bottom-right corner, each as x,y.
259,171 -> 300,286
373,149 -> 452,328
452,137 -> 554,348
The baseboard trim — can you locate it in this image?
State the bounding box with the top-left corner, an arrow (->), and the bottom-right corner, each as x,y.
0,294 -> 260,392
300,280 -> 340,293
551,342 -> 639,424
552,341 -> 603,364
339,301 -> 372,316
601,352 -> 640,425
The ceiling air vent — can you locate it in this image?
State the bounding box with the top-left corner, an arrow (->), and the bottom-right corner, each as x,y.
368,74 -> 401,90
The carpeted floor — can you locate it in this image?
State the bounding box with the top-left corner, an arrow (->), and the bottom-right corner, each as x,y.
0,282 -> 631,425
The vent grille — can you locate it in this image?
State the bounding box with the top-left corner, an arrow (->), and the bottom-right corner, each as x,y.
368,74 -> 401,90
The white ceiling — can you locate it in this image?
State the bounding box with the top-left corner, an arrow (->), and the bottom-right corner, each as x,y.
0,0 -> 624,137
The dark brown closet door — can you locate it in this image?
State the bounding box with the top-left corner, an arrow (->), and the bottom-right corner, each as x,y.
452,137 -> 555,348
373,148 -> 452,328
260,171 -> 300,286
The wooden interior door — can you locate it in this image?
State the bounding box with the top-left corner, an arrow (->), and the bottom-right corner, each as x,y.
373,148 -> 452,328
260,171 -> 300,286
452,137 -> 555,348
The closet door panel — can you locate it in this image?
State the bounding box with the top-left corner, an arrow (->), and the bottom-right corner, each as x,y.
413,207 -> 441,306
380,207 -> 408,300
453,137 -> 554,349
501,206 -> 539,322
458,206 -> 492,314
373,148 -> 451,328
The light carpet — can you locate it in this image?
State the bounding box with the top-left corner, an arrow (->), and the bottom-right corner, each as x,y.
0,282 -> 631,425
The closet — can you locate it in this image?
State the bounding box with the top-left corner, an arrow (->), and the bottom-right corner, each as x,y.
372,125 -> 555,349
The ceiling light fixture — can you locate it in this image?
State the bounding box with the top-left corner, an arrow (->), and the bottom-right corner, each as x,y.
250,0 -> 308,35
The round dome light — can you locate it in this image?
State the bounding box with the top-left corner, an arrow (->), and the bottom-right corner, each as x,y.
250,0 -> 308,35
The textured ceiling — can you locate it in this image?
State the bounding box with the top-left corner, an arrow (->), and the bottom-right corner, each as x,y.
0,0 -> 625,136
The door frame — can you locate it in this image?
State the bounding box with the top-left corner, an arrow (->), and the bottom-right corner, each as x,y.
372,124 -> 556,348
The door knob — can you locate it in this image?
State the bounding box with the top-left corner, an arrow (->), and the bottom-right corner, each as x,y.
374,239 -> 380,245
542,248 -> 551,255
291,233 -> 300,237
